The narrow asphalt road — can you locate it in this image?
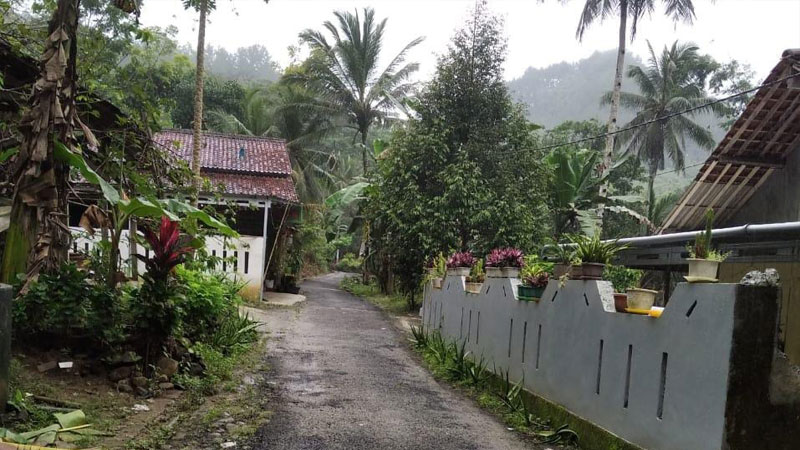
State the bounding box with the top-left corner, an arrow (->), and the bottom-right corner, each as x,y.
250,272 -> 540,450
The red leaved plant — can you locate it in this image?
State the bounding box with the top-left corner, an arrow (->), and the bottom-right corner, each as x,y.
136,216 -> 194,282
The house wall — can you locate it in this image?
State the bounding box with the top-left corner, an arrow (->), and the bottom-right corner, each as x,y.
70,228 -> 265,301
422,276 -> 789,450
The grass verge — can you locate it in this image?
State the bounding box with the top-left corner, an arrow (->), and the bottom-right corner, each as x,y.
340,276 -> 414,315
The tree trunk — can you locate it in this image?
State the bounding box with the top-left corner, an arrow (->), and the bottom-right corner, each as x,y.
1,0 -> 81,284
595,0 -> 628,231
191,0 -> 208,204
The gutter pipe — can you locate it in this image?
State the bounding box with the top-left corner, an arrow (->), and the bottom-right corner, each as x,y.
615,222 -> 800,248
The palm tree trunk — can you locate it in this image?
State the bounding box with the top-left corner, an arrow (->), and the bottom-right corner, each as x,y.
1,0 -> 80,284
360,127 -> 369,175
596,0 -> 628,230
191,0 -> 208,205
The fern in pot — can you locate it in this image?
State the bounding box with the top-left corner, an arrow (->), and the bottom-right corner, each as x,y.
544,239 -> 574,278
570,234 -> 628,280
686,209 -> 728,282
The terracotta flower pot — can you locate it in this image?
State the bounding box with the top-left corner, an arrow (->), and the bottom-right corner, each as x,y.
486,267 -> 504,278
627,288 -> 658,310
581,262 -> 605,280
687,258 -> 720,282
613,293 -> 628,312
447,267 -> 470,277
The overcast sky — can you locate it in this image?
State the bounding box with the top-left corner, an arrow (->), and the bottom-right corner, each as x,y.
139,0 -> 800,82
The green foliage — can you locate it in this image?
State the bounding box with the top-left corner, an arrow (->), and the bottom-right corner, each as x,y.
569,234 -> 628,264
335,253 -> 362,273
603,264 -> 643,292
340,276 -> 411,313
369,2 -> 548,302
174,267 -> 243,343
206,313 -> 259,357
688,208 -> 728,261
14,263 -> 124,348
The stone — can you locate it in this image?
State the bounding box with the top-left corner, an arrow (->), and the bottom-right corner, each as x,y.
132,376 -> 148,388
37,361 -> 58,373
740,268 -> 781,287
131,403 -> 150,412
157,357 -> 179,377
157,374 -> 169,383
158,382 -> 174,390
221,442 -> 236,449
108,366 -> 132,382
117,379 -> 133,393
135,387 -> 148,396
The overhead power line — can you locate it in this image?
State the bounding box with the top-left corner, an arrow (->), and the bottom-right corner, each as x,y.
493,70 -> 800,158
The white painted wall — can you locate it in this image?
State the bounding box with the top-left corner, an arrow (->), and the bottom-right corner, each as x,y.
70,227 -> 264,298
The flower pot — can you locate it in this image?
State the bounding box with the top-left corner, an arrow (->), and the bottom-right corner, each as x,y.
627,288 -> 658,310
518,285 -> 545,300
486,267 -> 504,278
501,267 -> 521,278
613,293 -> 628,312
554,263 -> 570,278
465,282 -> 483,294
432,278 -> 443,289
447,267 -> 470,277
570,264 -> 583,280
581,262 -> 605,280
687,258 -> 720,282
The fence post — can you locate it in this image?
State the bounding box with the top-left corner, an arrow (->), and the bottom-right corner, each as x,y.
0,284 -> 11,408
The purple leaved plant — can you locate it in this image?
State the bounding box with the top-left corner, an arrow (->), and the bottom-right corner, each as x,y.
524,272 -> 550,288
447,251 -> 476,269
486,248 -> 524,268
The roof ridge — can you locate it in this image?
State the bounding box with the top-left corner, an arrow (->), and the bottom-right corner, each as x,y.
158,129 -> 287,145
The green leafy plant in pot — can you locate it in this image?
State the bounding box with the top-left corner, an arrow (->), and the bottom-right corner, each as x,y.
519,272 -> 550,301
686,209 -> 729,282
544,238 -> 574,278
466,259 -> 486,294
604,265 -> 643,312
569,234 -> 629,280
423,253 -> 447,289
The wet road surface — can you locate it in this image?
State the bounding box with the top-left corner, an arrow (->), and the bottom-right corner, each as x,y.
250,272 -> 540,450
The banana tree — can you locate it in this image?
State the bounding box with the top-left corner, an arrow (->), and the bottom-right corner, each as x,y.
547,147 -> 653,237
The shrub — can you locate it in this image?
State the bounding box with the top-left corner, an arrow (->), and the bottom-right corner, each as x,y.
336,253 -> 363,273
207,313 -> 260,356
174,267 -> 243,343
603,264 -> 643,292
14,263 -> 125,348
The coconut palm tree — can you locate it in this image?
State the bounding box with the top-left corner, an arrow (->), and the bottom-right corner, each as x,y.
605,41 -> 724,202
296,7 -> 422,174
575,0 -> 698,226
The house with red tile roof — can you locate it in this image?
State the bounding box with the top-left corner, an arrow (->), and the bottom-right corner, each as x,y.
70,129 -> 298,301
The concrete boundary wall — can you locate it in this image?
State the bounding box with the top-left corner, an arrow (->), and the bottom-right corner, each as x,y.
422,276 -> 761,450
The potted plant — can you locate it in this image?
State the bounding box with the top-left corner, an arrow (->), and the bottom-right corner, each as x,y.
519,272 -> 550,301
570,234 -> 628,280
423,253 -> 447,289
544,239 -> 573,278
603,264 -> 643,312
627,285 -> 658,310
486,247 -> 524,278
686,209 -> 728,282
466,259 -> 485,294
447,251 -> 476,277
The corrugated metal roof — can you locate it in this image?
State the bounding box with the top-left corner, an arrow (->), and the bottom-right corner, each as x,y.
659,49 -> 800,233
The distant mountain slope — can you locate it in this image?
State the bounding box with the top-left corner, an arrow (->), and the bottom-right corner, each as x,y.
507,49 -> 726,166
